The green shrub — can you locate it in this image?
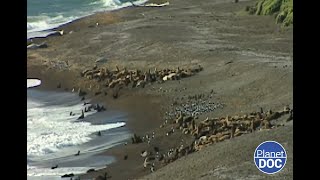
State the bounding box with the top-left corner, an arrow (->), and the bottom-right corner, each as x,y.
255,0 -> 265,15
261,0 -> 282,15
248,0 -> 293,26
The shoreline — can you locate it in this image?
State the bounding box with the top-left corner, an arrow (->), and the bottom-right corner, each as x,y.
27,88 -> 135,179
27,0 -> 169,41
27,0 -> 293,179
27,67 -> 168,179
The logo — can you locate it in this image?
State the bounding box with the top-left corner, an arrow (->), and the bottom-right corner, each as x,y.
254,141 -> 287,174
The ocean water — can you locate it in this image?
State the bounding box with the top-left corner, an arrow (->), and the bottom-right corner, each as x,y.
27,0 -> 149,39
27,0 -> 149,177
27,80 -> 132,179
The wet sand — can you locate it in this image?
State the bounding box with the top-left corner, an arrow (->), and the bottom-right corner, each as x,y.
27,89 -> 130,179
27,0 -> 293,179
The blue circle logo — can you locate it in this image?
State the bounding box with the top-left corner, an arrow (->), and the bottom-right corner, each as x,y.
254,141 -> 287,174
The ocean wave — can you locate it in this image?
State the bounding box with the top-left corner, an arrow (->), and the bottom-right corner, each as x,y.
102,0 -> 149,10
27,165 -> 94,177
102,0 -> 120,7
27,19 -> 50,31
27,98 -> 126,158
27,0 -> 149,39
27,14 -> 75,33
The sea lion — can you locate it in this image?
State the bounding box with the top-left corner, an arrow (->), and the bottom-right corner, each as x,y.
265,111 -> 281,121
75,151 -> 80,156
81,69 -> 91,77
189,65 -> 203,73
83,101 -> 90,105
93,64 -> 98,70
250,120 -> 255,132
61,173 -> 74,178
162,75 -> 169,81
136,80 -> 146,88
143,157 -> 152,168
99,105 -> 106,112
199,135 -> 207,143
154,146 -> 159,152
183,116 -> 193,124
286,110 -> 293,121
141,150 -> 148,157
218,134 -> 230,141
180,70 -> 193,78
261,120 -> 272,129
167,73 -> 177,80
200,117 -> 212,127
49,30 -> 63,37
283,106 -> 291,113
182,128 -> 189,134
108,79 -> 121,88
51,165 -> 58,169
175,112 -> 183,124
112,86 -> 120,99
150,163 -> 155,172
208,134 -> 218,143
77,110 -> 84,120
230,125 -> 236,138
87,169 -> 95,173
131,134 -> 142,144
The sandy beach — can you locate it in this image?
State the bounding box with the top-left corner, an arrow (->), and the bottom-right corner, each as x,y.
27,0 -> 293,179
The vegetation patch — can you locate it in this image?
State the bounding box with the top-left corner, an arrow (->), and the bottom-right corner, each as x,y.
246,0 -> 293,27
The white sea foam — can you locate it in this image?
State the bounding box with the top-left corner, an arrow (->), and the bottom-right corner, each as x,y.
102,0 -> 149,10
27,79 -> 41,88
27,15 -> 73,32
27,14 -> 77,39
27,97 -> 126,159
27,20 -> 50,31
27,0 -> 149,39
27,164 -> 95,177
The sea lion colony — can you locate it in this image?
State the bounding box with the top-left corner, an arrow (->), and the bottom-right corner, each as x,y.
186,107 -> 293,152
130,106 -> 293,171
55,64 -> 292,178
79,64 -> 204,89
56,64 -> 291,178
